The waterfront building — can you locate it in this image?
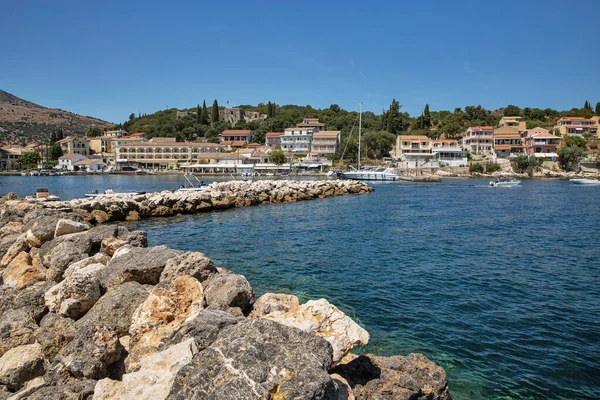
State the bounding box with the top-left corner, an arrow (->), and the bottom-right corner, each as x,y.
219,130 -> 252,148
296,118 -> 325,132
265,132 -> 283,147
115,141 -> 227,169
394,135 -> 434,163
493,127 -> 525,157
554,117 -> 598,137
431,139 -> 467,166
462,126 -> 494,153
73,158 -> 106,172
311,131 -> 341,157
58,153 -> 88,170
499,116 -> 527,132
524,127 -> 562,158
57,136 -> 89,156
280,126 -> 317,153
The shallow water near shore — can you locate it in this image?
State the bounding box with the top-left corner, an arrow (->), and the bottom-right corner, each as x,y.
131,178 -> 600,400
2,175 -> 599,399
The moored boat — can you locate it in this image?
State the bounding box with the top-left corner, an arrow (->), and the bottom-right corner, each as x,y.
177,172 -> 208,192
85,189 -> 145,198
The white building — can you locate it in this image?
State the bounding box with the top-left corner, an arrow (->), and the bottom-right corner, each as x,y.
280,126 -> 317,153
73,158 -> 107,172
431,139 -> 467,167
462,126 -> 494,153
58,153 -> 88,170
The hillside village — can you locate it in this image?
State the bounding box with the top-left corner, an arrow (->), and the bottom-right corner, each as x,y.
1,106 -> 599,176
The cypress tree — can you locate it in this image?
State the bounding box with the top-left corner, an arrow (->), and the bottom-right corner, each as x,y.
595,102 -> 600,115
196,104 -> 201,124
584,100 -> 590,110
50,131 -> 56,144
211,100 -> 219,124
201,100 -> 209,124
423,104 -> 431,127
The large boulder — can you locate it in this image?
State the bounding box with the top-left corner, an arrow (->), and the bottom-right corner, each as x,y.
249,293 -> 300,318
1,251 -> 46,290
99,246 -> 181,289
54,219 -> 90,238
159,252 -> 217,283
330,353 -> 452,400
0,222 -> 25,238
259,297 -> 370,364
25,211 -> 84,248
168,309 -> 241,351
39,233 -> 93,282
62,252 -> 110,280
0,309 -> 38,357
127,276 -> 205,370
75,281 -> 150,337
203,272 -> 253,313
0,282 -> 53,323
0,343 -> 45,391
0,233 -> 28,269
35,313 -> 77,360
55,324 -> 124,380
166,319 -> 337,400
44,263 -> 105,319
93,339 -> 198,400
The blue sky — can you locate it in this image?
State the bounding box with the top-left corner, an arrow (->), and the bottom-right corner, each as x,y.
1,0 -> 599,123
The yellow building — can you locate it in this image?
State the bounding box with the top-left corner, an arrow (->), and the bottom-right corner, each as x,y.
554,117 -> 598,137
499,116 -> 526,131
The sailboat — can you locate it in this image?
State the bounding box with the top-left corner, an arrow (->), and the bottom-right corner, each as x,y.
338,102 -> 400,181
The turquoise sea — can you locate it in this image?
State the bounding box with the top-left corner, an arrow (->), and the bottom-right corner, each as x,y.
2,176 -> 599,399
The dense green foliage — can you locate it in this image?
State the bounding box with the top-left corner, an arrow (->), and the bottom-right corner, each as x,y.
511,155 -> 542,175
557,135 -> 588,171
564,135 -> 587,148
86,126 -> 103,137
17,152 -> 40,169
503,105 -> 521,116
469,162 -> 484,173
485,163 -> 502,173
269,147 -> 287,165
49,143 -> 63,160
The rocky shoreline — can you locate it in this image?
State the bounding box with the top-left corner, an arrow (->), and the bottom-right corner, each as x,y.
0,182 -> 452,399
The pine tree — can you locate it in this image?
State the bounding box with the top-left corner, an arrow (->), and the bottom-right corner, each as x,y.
423,104 -> 431,127
595,102 -> 600,115
211,100 -> 219,124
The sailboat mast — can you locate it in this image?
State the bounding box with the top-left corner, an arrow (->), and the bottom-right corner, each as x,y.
358,102 -> 362,171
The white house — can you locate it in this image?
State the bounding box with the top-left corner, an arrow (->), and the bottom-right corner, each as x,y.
58,153 -> 88,171
73,158 -> 107,172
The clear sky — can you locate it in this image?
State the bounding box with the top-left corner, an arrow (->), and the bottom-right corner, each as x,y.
1,0 -> 599,124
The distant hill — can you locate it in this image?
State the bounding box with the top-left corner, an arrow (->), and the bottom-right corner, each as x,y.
0,89 -> 114,145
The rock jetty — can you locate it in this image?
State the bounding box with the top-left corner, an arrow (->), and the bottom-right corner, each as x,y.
0,186 -> 452,400
33,180 -> 374,223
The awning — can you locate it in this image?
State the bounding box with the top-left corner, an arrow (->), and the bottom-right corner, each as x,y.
533,152 -> 558,158
575,128 -> 583,131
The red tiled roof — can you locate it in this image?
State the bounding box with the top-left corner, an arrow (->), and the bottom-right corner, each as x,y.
221,130 -> 251,135
220,141 -> 234,145
231,141 -> 246,147
130,132 -> 145,137
265,132 -> 283,138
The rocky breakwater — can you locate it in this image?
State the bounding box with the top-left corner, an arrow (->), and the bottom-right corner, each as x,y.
34,180 -> 374,223
0,193 -> 451,400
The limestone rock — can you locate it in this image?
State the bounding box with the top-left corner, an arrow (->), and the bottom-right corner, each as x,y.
159,251 -> 217,283
1,251 -> 46,290
44,263 -> 105,319
330,353 -> 451,400
0,343 -> 45,391
100,237 -> 128,256
0,309 -> 37,357
0,222 -> 25,238
121,230 -> 147,248
90,210 -> 109,224
56,324 -> 124,380
75,281 -> 150,337
0,282 -> 53,324
62,252 -> 110,280
35,313 -> 78,360
54,219 -> 89,237
40,233 -> 92,282
93,339 -> 198,400
261,298 -> 370,364
128,276 -> 205,370
0,234 -> 28,269
4,375 -> 45,400
249,293 -> 299,318
26,212 -> 84,248
166,319 -> 336,400
203,272 -> 253,313
168,309 -> 241,351
99,246 -> 181,289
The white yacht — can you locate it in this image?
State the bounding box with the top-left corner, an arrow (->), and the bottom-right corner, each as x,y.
570,178 -> 600,185
177,172 -> 209,192
338,103 -> 400,182
489,179 -> 521,188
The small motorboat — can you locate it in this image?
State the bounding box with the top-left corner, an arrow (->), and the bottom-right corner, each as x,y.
489,179 -> 521,188
177,172 -> 208,192
135,169 -> 147,175
570,178 -> 600,185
